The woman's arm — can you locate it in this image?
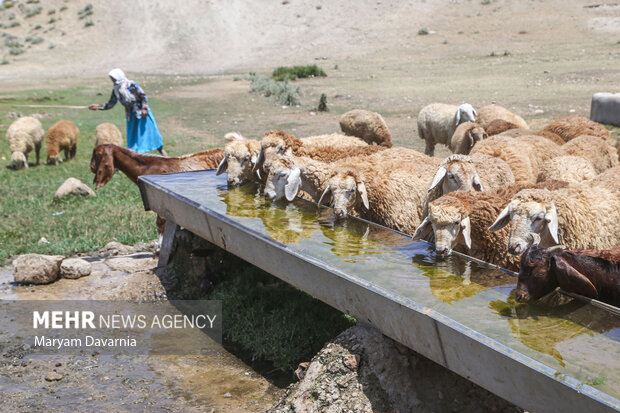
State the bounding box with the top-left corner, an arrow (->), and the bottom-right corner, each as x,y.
89,91 -> 117,110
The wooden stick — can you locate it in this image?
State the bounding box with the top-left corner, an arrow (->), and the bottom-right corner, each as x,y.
12,105 -> 89,109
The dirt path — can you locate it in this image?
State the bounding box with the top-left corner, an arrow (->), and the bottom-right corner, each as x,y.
0,249 -> 280,412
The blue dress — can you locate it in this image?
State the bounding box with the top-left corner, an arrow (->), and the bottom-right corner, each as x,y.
99,81 -> 164,153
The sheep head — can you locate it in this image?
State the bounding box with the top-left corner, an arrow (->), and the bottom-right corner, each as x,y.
515,245 -> 566,302
321,169 -> 369,219
90,144 -> 115,189
217,136 -> 260,186
263,157 -> 301,202
255,130 -> 301,174
428,155 -> 483,194
413,195 -> 471,256
488,189 -> 559,255
10,152 -> 28,170
465,125 -> 487,152
455,103 -> 477,125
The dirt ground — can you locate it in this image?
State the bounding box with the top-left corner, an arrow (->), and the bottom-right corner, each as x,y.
0,247 -> 280,412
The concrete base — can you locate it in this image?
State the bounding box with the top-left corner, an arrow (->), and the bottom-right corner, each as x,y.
590,92 -> 620,126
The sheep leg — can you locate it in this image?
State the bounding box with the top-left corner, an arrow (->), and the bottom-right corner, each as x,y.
35,142 -> 41,165
70,144 -> 77,160
424,139 -> 435,157
64,147 -> 70,161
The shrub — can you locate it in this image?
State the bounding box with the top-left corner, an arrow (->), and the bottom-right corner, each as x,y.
1,56 -> 8,65
318,93 -> 328,111
8,13 -> 15,20
272,64 -> 326,81
25,36 -> 43,44
248,73 -> 301,106
48,8 -> 56,15
9,46 -> 24,55
20,4 -> 42,18
0,0 -> 15,10
84,19 -> 94,27
8,21 -> 20,28
418,27 -> 429,35
60,6 -> 68,12
78,4 -> 93,19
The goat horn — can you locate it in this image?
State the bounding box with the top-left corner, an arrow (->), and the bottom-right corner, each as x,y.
317,186 -> 331,208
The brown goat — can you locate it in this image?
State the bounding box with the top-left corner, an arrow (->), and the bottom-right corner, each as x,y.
46,120 -> 79,165
516,245 -> 620,306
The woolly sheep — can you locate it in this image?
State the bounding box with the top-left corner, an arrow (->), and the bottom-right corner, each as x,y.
6,116 -> 44,169
449,122 -> 487,155
417,103 -> 477,156
46,120 -> 79,165
538,156 -> 597,183
475,105 -> 528,129
414,181 -> 569,270
542,116 -> 611,142
94,123 -> 123,147
255,130 -> 368,174
561,134 -> 618,173
216,132 -> 263,186
497,128 -> 565,145
470,134 -> 563,184
489,184 -> 620,254
339,109 -> 393,147
586,166 -> 619,191
484,119 -> 519,136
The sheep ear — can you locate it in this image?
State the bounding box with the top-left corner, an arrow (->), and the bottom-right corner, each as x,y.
224,132 -> 244,142
285,168 -> 301,201
461,216 -> 472,249
317,186 -> 331,207
543,206 -> 559,245
216,157 -> 228,175
357,182 -> 369,210
472,173 -> 483,192
428,167 -> 447,192
489,203 -> 512,232
472,108 -> 477,117
455,110 -> 461,126
551,255 -> 598,299
413,216 -> 433,240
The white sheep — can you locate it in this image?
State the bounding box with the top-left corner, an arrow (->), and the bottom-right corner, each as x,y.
537,155 -> 597,183
216,132 -> 263,186
475,105 -> 528,129
489,183 -> 620,254
6,116 -> 44,169
339,109 -> 393,147
417,103 -> 477,156
94,123 -> 123,147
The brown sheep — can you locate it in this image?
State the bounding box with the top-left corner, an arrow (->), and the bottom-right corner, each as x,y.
475,105 -> 528,129
497,128 -> 566,146
561,134 -> 618,173
46,120 -> 79,165
450,122 -> 488,154
94,123 -> 123,147
484,119 -> 519,136
339,109 -> 393,147
542,116 -> 611,142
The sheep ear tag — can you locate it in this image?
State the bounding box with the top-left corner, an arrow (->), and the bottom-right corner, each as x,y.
216,157 -> 228,175
285,168 -> 301,201
461,217 -> 472,249
552,256 -> 598,299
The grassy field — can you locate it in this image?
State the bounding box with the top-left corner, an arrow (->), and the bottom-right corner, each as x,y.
0,77 -> 218,264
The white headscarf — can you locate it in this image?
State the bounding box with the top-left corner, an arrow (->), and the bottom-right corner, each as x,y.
108,68 -> 135,103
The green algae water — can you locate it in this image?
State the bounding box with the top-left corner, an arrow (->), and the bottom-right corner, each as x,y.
151,171 -> 620,400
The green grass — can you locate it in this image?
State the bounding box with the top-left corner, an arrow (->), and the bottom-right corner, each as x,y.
272,64 -> 326,81
0,81 -> 215,264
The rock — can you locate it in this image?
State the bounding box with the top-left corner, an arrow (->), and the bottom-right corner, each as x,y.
13,254 -> 64,284
590,92 -> 620,126
44,371 -> 63,382
54,177 -> 96,199
100,241 -> 135,256
60,258 -> 92,279
223,393 -> 232,398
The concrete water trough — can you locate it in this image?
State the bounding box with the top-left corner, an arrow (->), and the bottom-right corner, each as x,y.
138,170 -> 620,413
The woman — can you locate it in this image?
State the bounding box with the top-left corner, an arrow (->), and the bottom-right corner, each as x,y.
89,69 -> 167,155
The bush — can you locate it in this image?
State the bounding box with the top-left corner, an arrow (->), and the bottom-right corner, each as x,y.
248,73 -> 301,106
418,27 -> 429,35
0,0 -> 15,10
84,19 -> 94,27
272,64 -> 326,81
19,4 -> 42,18
9,46 -> 24,55
25,36 -> 43,44
78,4 -> 93,19
318,93 -> 328,111
1,56 -> 9,65
60,6 -> 68,12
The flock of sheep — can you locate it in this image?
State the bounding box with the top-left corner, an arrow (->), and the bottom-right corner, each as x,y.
6,116 -> 122,168
216,106 -> 620,305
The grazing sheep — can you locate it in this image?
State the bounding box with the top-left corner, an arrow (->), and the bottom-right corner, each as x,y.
489,184 -> 620,254
587,166 -> 620,190
471,134 -> 563,184
417,103 -> 477,156
449,122 -> 488,155
538,156 -> 597,183
255,130 -> 368,173
515,245 -> 620,306
561,134 -> 618,173
414,181 -> 568,270
497,128 -> 566,145
216,132 -> 263,186
46,120 -> 79,165
339,109 -> 393,147
94,123 -> 123,147
475,105 -> 528,129
542,116 -> 611,142
484,119 -> 519,136
6,116 -> 44,169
